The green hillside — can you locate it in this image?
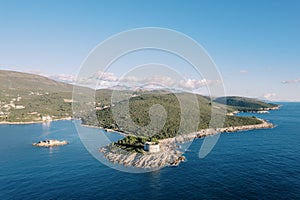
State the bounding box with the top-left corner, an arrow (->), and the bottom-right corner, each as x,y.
214,96 -> 278,111
82,91 -> 274,140
0,70 -> 90,122
0,70 -> 73,94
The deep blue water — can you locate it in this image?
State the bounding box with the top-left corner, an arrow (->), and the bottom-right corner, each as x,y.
0,102 -> 299,199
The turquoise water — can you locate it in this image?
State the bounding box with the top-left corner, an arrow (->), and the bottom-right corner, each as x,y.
0,102 -> 299,199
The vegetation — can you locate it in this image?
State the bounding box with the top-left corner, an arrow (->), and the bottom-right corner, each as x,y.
0,70 -> 90,122
111,136 -> 159,153
83,91 -> 276,142
214,96 -> 278,111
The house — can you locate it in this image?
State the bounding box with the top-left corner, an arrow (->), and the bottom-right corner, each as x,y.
15,105 -> 25,109
144,142 -> 160,153
63,99 -> 75,103
42,116 -> 52,121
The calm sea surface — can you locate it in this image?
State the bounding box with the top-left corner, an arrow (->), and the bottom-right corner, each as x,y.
0,102 -> 299,199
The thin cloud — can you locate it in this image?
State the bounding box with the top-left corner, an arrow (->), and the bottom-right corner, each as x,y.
50,74 -> 76,83
121,76 -> 219,90
50,71 -> 118,87
282,78 -> 300,84
239,70 -> 248,74
120,75 -> 175,86
93,71 -> 118,82
264,93 -> 277,100
50,72 -> 220,90
179,78 -> 209,89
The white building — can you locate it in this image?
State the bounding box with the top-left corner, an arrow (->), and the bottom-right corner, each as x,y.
15,105 -> 25,109
144,142 -> 160,153
42,116 -> 52,121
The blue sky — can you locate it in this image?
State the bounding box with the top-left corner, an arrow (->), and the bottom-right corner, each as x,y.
0,0 -> 300,101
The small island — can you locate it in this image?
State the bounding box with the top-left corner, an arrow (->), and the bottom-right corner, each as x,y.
33,139 -> 68,147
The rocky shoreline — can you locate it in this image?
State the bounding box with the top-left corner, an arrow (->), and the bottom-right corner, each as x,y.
100,139 -> 185,169
100,118 -> 274,169
81,124 -> 128,136
170,118 -> 274,144
0,117 -> 73,125
227,105 -> 281,116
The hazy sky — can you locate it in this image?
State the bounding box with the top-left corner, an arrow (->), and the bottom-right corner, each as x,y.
0,0 -> 300,101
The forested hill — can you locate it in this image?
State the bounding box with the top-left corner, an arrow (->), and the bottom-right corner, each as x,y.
214,96 -> 278,111
83,90 -> 277,139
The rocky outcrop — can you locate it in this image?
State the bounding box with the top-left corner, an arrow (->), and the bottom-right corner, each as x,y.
33,139 -> 68,147
100,140 -> 185,169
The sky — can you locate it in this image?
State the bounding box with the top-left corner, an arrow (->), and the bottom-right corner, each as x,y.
0,0 -> 300,101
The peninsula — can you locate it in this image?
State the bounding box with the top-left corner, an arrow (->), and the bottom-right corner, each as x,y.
100,118 -> 274,168
80,91 -> 278,169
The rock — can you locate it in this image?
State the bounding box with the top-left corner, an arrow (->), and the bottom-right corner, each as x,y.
33,139 -> 68,147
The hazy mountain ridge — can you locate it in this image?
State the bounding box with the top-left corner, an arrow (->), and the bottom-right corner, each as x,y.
0,70 -> 74,93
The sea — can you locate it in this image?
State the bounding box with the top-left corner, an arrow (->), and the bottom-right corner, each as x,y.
0,102 -> 299,199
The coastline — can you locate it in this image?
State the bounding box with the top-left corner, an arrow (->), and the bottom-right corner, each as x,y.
227,105 -> 281,116
164,118 -> 273,144
1,112 -> 275,169
100,118 -> 274,169
0,117 -> 73,125
80,124 -> 128,136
